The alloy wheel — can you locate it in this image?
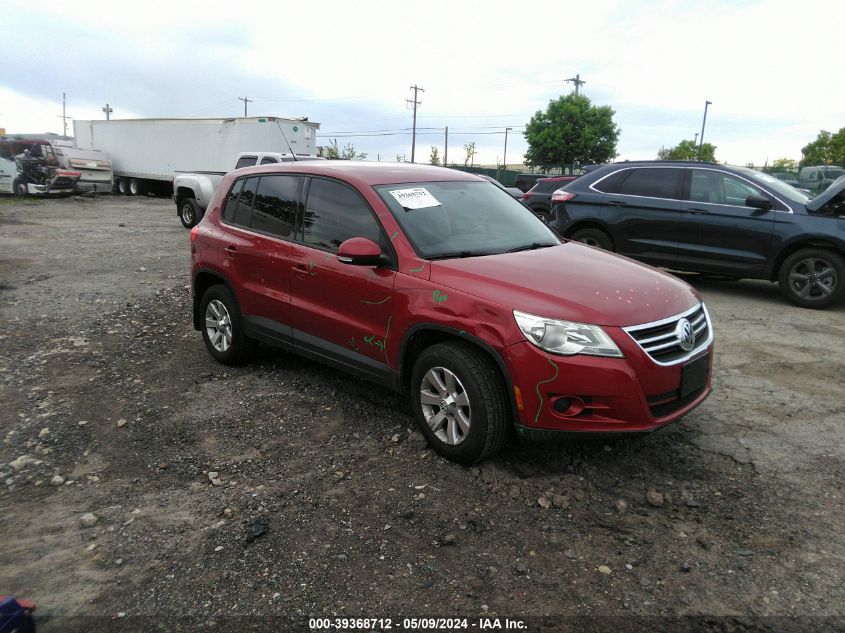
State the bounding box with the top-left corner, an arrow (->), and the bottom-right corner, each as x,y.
205,299 -> 232,352
788,257 -> 838,300
419,366 -> 471,445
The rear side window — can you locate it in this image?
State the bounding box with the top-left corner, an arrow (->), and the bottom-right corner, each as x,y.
222,179 -> 245,223
533,179 -> 568,194
235,156 -> 257,169
302,178 -> 384,251
232,177 -> 258,227
607,168 -> 683,199
250,175 -> 301,238
260,157 -> 278,165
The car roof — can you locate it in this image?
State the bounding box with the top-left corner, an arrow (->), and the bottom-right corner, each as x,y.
235,161 -> 482,186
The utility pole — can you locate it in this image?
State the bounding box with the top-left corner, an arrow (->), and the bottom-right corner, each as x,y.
693,132 -> 699,146
503,127 -> 512,173
407,85 -> 424,163
565,74 -> 586,96
102,103 -> 113,120
443,126 -> 448,166
470,142 -> 476,168
698,100 -> 712,160
237,96 -> 253,117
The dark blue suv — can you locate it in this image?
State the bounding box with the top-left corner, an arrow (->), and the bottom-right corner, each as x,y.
549,161 -> 845,309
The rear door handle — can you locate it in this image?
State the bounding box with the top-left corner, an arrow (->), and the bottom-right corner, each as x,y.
607,200 -> 628,207
224,245 -> 237,256
292,263 -> 310,277
687,208 -> 710,215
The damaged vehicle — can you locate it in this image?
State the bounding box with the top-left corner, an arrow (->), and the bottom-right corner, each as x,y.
0,139 -> 81,196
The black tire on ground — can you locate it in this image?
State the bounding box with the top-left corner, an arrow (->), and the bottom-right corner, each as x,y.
570,227 -> 613,251
179,198 -> 202,229
128,178 -> 144,196
777,248 -> 845,309
116,178 -> 129,195
13,180 -> 28,196
410,341 -> 509,464
199,285 -> 256,365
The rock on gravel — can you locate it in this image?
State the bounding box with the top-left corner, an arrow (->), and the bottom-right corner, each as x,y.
79,513 -> 98,527
646,490 -> 665,507
50,475 -> 65,486
598,565 -> 612,575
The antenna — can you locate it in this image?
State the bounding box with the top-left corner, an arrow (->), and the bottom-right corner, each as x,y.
274,121 -> 298,161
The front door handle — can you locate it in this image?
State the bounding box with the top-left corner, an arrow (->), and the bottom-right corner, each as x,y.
687,208 -> 710,215
607,200 -> 628,207
224,245 -> 237,256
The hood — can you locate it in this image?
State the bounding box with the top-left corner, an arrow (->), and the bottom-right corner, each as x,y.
430,243 -> 698,327
806,174 -> 845,213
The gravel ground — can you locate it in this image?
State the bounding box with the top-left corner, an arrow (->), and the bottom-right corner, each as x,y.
0,196 -> 843,632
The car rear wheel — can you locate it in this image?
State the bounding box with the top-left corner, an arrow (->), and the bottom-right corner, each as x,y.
778,248 -> 844,309
571,227 -> 613,251
179,198 -> 202,229
116,178 -> 129,195
200,285 -> 256,365
128,178 -> 143,196
410,342 -> 509,464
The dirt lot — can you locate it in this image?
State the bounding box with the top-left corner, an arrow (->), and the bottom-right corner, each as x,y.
0,196 -> 843,632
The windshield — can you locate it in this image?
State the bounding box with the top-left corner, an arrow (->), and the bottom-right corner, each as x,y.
822,168 -> 845,179
736,167 -> 812,205
375,180 -> 560,259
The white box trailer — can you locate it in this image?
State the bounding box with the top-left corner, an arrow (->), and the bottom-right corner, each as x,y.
73,116 -> 320,195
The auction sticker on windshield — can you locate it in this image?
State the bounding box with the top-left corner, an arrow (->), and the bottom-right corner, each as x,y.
388,187 -> 441,210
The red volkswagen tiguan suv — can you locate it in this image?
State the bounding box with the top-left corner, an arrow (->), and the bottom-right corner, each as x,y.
191,162 -> 713,463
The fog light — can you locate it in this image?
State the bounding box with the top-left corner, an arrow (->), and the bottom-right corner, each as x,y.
551,395 -> 585,417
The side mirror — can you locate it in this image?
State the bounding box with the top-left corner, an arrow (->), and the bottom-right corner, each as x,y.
337,237 -> 387,267
746,195 -> 773,211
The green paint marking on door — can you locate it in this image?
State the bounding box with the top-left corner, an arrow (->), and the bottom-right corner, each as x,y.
534,355 -> 559,423
361,296 -> 392,305
409,262 -> 426,273
432,290 -> 448,304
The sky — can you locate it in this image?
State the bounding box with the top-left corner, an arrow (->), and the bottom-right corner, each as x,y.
1,0 -> 843,168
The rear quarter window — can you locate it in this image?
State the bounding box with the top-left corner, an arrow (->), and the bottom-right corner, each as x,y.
235,156 -> 257,169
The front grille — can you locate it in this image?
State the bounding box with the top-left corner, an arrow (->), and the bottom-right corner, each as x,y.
623,303 -> 712,366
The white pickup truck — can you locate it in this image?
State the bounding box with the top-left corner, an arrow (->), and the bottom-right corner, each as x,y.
173,151 -> 322,228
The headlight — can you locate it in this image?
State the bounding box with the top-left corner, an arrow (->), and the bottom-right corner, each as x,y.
513,310 -> 622,357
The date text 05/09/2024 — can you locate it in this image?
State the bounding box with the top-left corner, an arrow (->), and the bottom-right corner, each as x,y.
308,617 -> 527,630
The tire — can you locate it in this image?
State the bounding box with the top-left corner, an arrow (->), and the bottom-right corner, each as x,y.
199,285 -> 256,365
13,180 -> 28,196
778,248 -> 845,309
128,178 -> 143,196
571,227 -> 613,251
410,342 -> 509,464
116,178 -> 129,195
179,198 -> 202,229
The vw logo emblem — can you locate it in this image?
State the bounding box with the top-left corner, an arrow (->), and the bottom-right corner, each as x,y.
675,318 -> 695,352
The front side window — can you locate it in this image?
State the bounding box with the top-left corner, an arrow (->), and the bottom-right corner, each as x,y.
250,175 -> 301,238
689,170 -> 767,206
376,181 -> 559,259
302,178 -> 384,251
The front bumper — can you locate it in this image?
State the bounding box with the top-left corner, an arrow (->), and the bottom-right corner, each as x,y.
504,336 -> 712,434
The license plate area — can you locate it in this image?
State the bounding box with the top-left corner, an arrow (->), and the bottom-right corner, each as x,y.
680,353 -> 709,398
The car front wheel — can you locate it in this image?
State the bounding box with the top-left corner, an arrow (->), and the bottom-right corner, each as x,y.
778,248 -> 845,309
199,285 -> 256,364
410,342 -> 509,464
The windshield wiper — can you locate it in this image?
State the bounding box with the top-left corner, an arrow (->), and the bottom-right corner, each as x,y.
427,250 -> 493,261
505,242 -> 557,253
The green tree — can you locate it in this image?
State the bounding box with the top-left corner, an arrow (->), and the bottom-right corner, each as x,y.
429,146 -> 441,166
463,143 -> 476,167
657,139 -> 717,162
523,94 -> 619,170
769,157 -> 799,174
800,128 -> 845,168
324,139 -> 367,160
